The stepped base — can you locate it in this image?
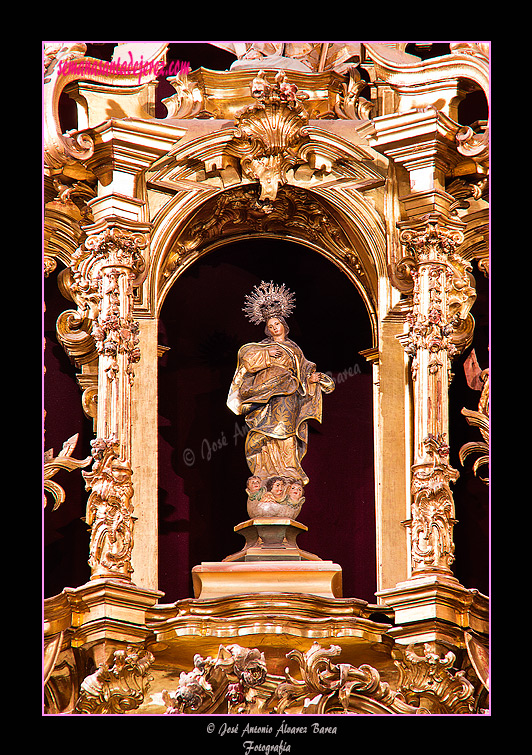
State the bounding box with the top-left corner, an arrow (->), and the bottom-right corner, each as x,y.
191,559 -> 343,599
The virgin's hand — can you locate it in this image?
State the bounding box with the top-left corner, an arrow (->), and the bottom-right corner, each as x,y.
268,347 -> 283,358
309,371 -> 322,384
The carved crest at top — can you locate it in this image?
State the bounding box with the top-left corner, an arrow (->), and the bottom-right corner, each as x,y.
228,71 -> 312,201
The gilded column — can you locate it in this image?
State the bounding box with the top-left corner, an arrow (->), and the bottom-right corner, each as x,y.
397,213 -> 475,578
71,222 -> 148,581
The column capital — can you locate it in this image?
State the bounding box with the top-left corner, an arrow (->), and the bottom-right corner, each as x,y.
398,212 -> 466,262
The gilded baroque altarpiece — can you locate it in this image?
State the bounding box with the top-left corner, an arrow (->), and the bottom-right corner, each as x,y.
43,41 -> 490,718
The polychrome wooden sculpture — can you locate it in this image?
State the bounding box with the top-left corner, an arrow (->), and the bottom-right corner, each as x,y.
227,281 -> 335,521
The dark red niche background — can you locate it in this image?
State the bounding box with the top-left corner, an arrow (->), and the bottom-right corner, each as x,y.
157,238 -> 376,602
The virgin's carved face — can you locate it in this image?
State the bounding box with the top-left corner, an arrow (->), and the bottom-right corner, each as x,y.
266,317 -> 285,339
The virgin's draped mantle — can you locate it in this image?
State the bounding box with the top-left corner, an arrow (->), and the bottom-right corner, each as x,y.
227,338 -> 335,484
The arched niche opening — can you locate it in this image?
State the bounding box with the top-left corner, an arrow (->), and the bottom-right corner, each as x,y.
157,237 -> 376,603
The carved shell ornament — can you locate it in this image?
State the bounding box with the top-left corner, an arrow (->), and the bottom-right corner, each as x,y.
229,72 -> 312,201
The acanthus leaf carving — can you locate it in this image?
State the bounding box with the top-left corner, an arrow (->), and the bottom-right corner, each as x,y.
171,185 -> 365,282
399,217 -> 476,363
459,349 -> 489,484
44,433 -> 92,511
334,65 -> 374,120
67,226 -> 147,382
162,644 -> 267,715
396,216 -> 477,577
409,457 -> 459,574
160,641 -> 479,715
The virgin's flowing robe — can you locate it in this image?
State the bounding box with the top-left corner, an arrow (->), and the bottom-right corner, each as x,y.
227,338 -> 335,484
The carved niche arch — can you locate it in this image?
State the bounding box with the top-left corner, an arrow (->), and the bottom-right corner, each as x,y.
140,121 -> 390,331
135,121 -> 395,600
154,184 -> 382,335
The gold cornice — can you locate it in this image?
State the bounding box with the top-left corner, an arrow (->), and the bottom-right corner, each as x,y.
145,592 -> 396,677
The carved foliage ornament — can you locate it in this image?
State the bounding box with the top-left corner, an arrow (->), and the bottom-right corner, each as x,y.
397,218 -> 476,575
82,438 -> 135,580
44,433 -> 92,510
169,185 -> 364,284
162,645 -> 267,715
70,226 -> 146,316
460,350 -> 489,484
61,226 -> 147,379
398,218 -> 476,385
410,435 -> 459,573
393,643 -> 475,714
75,646 -> 154,714
160,642 -> 478,715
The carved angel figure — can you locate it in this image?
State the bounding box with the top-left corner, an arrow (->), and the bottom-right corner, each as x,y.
227,282 -> 334,494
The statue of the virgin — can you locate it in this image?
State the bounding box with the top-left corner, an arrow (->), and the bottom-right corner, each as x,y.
227,281 -> 335,518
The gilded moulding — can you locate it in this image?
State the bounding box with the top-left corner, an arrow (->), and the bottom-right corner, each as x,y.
153,183 -> 381,338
